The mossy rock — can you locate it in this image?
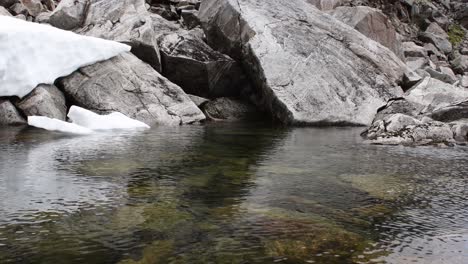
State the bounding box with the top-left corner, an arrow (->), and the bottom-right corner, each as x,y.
448,24 -> 466,47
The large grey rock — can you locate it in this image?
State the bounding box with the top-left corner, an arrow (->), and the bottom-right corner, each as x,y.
0,99 -> 26,126
15,84 -> 67,120
58,52 -> 205,125
77,0 -> 163,72
419,22 -> 452,54
159,30 -> 249,98
49,0 -> 87,30
330,6 -> 402,57
199,0 -> 406,126
202,97 -> 260,121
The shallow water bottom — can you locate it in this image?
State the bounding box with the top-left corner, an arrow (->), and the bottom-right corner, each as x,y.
0,123 -> 467,263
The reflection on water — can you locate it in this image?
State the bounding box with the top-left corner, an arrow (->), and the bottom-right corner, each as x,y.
0,124 -> 467,263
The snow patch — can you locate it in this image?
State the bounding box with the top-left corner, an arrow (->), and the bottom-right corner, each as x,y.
28,116 -> 93,135
0,16 -> 130,98
68,106 -> 151,130
28,106 -> 150,135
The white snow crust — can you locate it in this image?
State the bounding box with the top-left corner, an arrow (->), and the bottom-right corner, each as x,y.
28,106 -> 150,134
28,116 -> 93,135
68,106 -> 151,130
0,16 -> 130,98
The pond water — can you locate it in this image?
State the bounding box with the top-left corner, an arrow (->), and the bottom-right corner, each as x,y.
0,123 -> 467,264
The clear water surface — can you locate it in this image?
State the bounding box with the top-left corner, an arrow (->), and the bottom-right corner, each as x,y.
0,123 -> 467,264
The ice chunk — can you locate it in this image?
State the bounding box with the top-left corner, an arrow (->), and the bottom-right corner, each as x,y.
28,116 -> 93,135
68,106 -> 150,130
0,16 -> 131,98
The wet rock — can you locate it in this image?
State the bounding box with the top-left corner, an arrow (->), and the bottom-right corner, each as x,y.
159,30 -> 249,98
330,6 -> 402,57
202,97 -> 259,121
15,84 -> 67,120
58,52 -> 206,125
199,0 -> 406,126
78,0 -> 163,72
419,22 -> 452,54
0,99 -> 26,126
49,0 -> 87,30
402,41 -> 426,58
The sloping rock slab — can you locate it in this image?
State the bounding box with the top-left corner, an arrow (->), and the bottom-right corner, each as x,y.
77,0 -> 163,72
199,0 -> 406,126
58,52 -> 205,126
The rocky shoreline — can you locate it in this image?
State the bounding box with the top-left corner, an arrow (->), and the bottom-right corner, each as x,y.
0,0 -> 467,146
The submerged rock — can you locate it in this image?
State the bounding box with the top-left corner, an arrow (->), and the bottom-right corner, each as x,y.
199,0 -> 406,126
15,84 -> 67,120
58,52 -> 205,126
0,99 -> 26,126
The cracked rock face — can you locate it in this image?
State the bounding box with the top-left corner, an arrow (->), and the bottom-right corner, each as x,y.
58,52 -> 206,126
199,0 -> 406,126
159,30 -> 250,98
77,0 -> 163,72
